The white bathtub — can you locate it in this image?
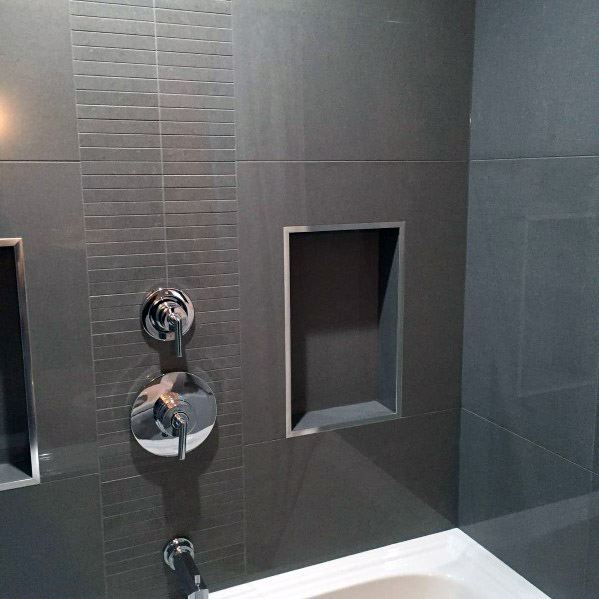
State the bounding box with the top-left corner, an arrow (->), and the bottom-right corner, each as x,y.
213,529 -> 550,599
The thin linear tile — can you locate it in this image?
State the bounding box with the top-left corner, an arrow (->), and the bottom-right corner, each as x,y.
73,46 -> 156,64
157,36 -> 232,55
78,119 -> 160,134
72,30 -> 156,50
81,148 -> 162,162
70,14 -> 155,35
81,162 -> 162,175
71,1 -> 154,21
155,0 -> 231,14
157,52 -> 233,69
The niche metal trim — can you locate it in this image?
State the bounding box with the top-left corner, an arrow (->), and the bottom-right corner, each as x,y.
283,222 -> 405,438
0,238 -> 40,491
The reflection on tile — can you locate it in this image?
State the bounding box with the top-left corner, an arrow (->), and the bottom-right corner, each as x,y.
520,216 -> 598,394
238,161 -> 468,443
0,475 -> 104,598
246,410 -> 459,577
585,477 -> 599,598
470,0 -> 599,158
462,157 -> 599,467
0,163 -> 97,480
233,0 -> 473,160
0,0 -> 79,160
460,411 -> 591,599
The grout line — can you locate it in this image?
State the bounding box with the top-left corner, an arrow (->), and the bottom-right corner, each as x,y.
0,159 -> 81,163
471,154 -> 599,161
462,408 -> 596,475
236,159 -> 470,164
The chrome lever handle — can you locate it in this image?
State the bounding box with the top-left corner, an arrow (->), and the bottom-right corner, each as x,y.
172,412 -> 188,461
167,311 -> 184,357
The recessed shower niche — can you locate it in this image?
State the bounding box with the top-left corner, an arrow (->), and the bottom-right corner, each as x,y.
0,239 -> 39,490
284,223 -> 404,436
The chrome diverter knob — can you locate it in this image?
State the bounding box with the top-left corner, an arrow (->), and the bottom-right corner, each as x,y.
141,288 -> 194,357
131,372 -> 217,459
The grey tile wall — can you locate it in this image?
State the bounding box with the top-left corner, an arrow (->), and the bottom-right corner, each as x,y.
68,0 -> 243,596
460,411 -> 592,599
463,157 -> 599,469
0,3 -> 104,596
0,474 -> 105,599
233,0 -> 473,161
461,2 -> 599,598
246,411 -> 459,577
235,0 -> 473,583
470,0 -> 599,160
0,0 -> 80,160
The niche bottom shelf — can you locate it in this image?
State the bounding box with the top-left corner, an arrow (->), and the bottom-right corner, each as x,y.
291,400 -> 398,436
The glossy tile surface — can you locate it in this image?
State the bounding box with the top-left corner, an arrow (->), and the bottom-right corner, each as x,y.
246,410 -> 459,577
0,0 -> 79,160
462,157 -> 599,467
460,411 -> 592,599
585,477 -> 599,598
470,0 -> 599,159
239,161 -> 468,444
0,474 -> 104,598
0,162 -> 97,480
233,0 -> 473,160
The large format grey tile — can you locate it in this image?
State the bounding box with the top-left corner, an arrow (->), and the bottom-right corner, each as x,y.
246,410 -> 459,578
462,157 -> 599,467
0,163 -> 97,480
233,0 -> 474,160
238,161 -> 468,443
460,410 -> 592,599
0,474 -> 104,598
470,0 -> 599,159
0,0 -> 79,160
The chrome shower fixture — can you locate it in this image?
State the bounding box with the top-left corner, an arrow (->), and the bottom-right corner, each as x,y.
141,288 -> 194,357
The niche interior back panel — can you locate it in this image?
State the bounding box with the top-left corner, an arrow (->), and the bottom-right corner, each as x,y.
68,1 -> 243,596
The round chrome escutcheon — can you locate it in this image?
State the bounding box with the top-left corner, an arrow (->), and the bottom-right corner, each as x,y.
131,371 -> 217,458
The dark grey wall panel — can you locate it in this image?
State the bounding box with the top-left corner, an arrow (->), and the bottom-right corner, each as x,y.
0,163 -> 97,481
0,0 -> 80,160
246,410 -> 459,577
460,411 -> 591,599
0,474 -> 105,599
233,0 -> 474,161
236,0 -> 472,583
462,157 -> 599,468
470,0 -> 599,159
239,161 -> 468,444
462,2 -> 599,597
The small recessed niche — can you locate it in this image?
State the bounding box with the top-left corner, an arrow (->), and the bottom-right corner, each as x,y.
284,222 -> 404,437
0,239 -> 39,491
